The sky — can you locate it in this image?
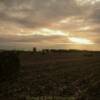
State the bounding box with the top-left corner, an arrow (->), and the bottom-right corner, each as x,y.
0,0 -> 100,50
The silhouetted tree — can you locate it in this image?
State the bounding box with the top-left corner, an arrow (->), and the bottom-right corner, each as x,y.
33,47 -> 37,53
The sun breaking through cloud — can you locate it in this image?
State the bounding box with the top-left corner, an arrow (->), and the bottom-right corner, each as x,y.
0,0 -> 100,50
68,37 -> 94,45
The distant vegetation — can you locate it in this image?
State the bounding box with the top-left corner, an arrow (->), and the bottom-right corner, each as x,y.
0,49 -> 100,100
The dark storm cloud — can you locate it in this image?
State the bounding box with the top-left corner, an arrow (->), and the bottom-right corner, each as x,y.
0,35 -> 69,43
0,0 -> 81,29
91,8 -> 100,23
0,10 -> 46,28
0,0 -> 100,29
85,2 -> 100,38
0,0 -> 100,50
87,2 -> 100,24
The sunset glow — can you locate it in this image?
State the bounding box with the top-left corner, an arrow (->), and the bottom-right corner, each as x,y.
0,0 -> 100,50
76,0 -> 100,5
17,28 -> 69,36
68,37 -> 94,45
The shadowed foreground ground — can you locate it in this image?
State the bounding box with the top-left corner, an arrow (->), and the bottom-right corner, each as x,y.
0,50 -> 100,100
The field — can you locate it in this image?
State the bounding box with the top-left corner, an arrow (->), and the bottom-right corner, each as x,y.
0,50 -> 100,100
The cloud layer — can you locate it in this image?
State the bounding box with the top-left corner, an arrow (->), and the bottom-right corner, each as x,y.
0,0 -> 100,50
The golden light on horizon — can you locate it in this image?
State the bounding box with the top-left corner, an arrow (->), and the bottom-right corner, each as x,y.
17,28 -> 70,36
40,28 -> 68,36
68,37 -> 94,45
0,0 -> 100,51
76,0 -> 100,5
